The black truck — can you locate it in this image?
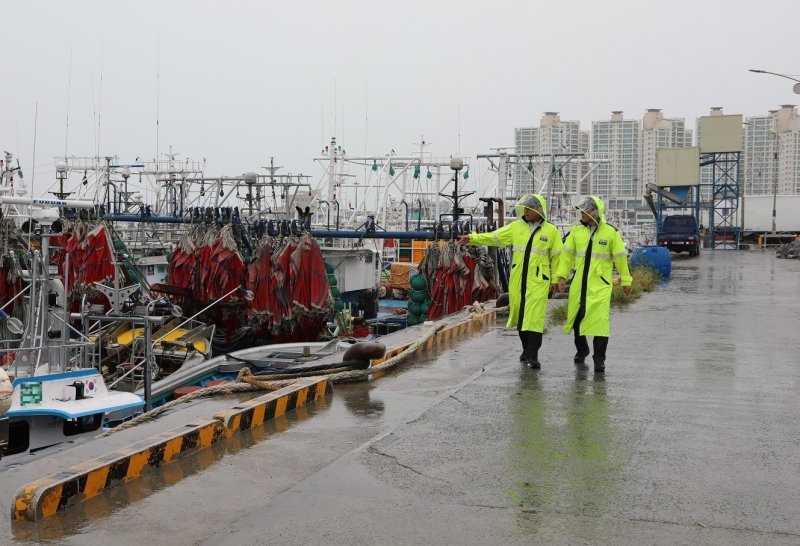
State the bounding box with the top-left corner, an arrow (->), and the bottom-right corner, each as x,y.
657,214 -> 700,256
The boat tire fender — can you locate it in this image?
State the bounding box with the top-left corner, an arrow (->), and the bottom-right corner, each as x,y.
342,342 -> 386,361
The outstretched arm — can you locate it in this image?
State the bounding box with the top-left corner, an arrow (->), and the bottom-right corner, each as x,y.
461,222 -> 517,247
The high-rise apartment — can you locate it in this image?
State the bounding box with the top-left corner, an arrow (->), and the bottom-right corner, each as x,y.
741,105 -> 800,196
743,113 -> 778,196
513,112 -> 585,197
772,105 -> 800,194
591,111 -> 640,217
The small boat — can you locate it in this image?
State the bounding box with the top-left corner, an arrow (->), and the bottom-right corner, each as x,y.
138,339 -> 340,405
136,337 -> 383,405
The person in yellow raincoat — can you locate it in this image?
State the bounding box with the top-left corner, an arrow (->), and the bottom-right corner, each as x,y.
555,195 -> 632,373
460,194 -> 561,368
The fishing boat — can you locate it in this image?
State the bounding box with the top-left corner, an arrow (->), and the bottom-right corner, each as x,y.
0,218 -> 144,460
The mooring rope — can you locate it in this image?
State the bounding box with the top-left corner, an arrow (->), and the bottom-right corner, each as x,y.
327,322 -> 447,383
98,310 -> 495,436
97,369 -> 297,437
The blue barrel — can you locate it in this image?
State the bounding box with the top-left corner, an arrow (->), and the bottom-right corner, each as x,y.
630,245 -> 671,277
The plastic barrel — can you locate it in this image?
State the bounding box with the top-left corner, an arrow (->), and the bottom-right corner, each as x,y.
630,245 -> 671,277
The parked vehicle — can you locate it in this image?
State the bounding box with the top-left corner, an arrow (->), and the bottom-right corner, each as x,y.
657,215 -> 700,256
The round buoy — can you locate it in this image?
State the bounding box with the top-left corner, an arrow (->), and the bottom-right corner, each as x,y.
410,290 -> 426,304
410,274 -> 427,291
173,386 -> 201,398
327,274 -> 338,287
330,286 -> 341,298
420,301 -> 430,314
325,262 -> 335,274
334,299 -> 345,311
408,302 -> 422,316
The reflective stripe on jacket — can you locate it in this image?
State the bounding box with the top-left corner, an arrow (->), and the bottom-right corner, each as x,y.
555,221 -> 631,337
469,219 -> 562,333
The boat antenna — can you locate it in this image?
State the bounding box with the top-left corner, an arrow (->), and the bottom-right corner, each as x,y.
334,78 -> 337,141
65,46 -> 73,157
92,69 -> 97,159
97,41 -> 104,160
156,34 -> 160,166
457,104 -> 461,155
31,102 -> 38,198
24,102 -> 39,253
364,78 -> 368,196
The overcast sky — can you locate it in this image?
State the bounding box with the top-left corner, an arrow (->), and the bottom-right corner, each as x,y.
2,0 -> 798,200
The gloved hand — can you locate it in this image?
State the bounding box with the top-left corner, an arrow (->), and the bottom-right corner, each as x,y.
458,235 -> 470,245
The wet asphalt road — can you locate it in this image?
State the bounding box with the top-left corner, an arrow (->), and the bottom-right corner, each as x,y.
10,250 -> 800,545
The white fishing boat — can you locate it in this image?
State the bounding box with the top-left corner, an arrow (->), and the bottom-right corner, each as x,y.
0,215 -> 144,460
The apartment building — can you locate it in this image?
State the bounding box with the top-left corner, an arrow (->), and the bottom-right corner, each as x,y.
513,112 -> 587,197
590,111 -> 641,221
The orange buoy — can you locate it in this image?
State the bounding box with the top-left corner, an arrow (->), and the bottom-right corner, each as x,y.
173,386 -> 201,398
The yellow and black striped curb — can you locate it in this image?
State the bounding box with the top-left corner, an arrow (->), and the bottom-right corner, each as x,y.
372,309 -> 497,365
12,377 -> 331,522
214,376 -> 332,434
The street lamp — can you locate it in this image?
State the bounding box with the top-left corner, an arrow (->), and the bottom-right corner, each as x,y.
771,138 -> 781,235
749,69 -> 800,94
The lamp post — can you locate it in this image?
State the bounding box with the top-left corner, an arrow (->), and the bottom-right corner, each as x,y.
748,69 -> 800,94
772,144 -> 780,234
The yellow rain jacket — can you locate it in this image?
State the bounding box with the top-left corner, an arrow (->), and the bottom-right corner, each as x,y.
555,196 -> 632,337
467,195 -> 562,333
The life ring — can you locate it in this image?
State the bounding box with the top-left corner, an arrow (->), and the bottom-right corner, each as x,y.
342,342 -> 386,362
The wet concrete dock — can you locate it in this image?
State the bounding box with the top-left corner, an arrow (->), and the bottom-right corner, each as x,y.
8,250 -> 800,544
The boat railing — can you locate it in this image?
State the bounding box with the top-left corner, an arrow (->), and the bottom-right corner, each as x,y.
107,285 -> 244,390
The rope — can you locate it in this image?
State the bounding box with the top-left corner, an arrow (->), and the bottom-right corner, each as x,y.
327,322 -> 447,383
250,365 -> 354,381
97,369 -> 297,438
234,322 -> 449,384
98,313 -> 493,436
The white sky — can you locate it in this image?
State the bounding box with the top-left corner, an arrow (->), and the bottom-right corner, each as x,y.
2,0 -> 798,201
